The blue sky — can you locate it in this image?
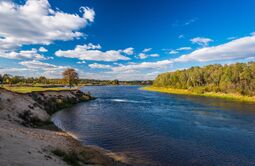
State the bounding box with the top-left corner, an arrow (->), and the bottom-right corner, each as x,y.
0,0 -> 255,80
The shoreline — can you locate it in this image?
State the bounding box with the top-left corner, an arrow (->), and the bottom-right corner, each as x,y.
142,86 -> 255,103
0,88 -> 128,166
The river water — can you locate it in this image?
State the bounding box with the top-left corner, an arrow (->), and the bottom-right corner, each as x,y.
52,86 -> 255,166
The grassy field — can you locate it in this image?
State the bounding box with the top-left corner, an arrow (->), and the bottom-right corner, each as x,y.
2,86 -> 70,93
142,86 -> 255,103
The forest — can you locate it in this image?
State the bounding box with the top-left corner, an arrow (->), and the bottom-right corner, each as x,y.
153,62 -> 255,96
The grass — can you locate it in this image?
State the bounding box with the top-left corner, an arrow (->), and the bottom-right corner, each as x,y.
34,120 -> 60,131
2,86 -> 71,93
52,148 -> 92,166
142,86 -> 255,103
52,149 -> 81,166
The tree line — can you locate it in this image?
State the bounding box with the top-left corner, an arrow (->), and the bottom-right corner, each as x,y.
153,62 -> 255,96
0,68 -> 152,87
0,68 -> 79,88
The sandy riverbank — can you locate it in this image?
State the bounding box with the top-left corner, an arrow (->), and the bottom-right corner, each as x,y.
0,88 -> 128,166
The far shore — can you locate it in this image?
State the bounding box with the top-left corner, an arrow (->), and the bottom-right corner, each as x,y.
142,86 -> 255,103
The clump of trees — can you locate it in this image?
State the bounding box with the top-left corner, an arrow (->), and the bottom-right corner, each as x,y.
153,62 -> 255,96
0,74 -> 53,86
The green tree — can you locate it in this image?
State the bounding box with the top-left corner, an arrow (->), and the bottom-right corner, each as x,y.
3,74 -> 11,84
62,68 -> 79,89
38,76 -> 47,84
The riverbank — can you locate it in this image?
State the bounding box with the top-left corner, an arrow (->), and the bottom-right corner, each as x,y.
0,88 -> 128,166
142,86 -> 255,103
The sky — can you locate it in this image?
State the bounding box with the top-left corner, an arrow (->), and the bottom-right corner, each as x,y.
0,0 -> 255,80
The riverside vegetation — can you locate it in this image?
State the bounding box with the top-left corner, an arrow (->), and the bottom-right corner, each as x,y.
144,62 -> 255,102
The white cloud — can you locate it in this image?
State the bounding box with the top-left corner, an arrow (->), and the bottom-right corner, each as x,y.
89,63 -> 111,69
142,48 -> 152,53
191,37 -> 213,47
178,34 -> 185,39
19,60 -> 57,69
18,60 -> 74,78
169,50 -> 178,54
0,48 -> 45,60
173,18 -> 198,27
150,53 -> 159,57
138,53 -> 148,59
176,47 -> 192,51
80,7 -> 95,22
0,67 -> 33,75
80,43 -> 101,49
138,53 -> 159,59
39,47 -> 48,52
227,37 -> 236,40
122,47 -> 134,55
0,0 -> 94,51
77,60 -> 86,64
55,44 -> 130,61
176,35 -> 255,62
184,18 -> 198,26
111,60 -> 173,72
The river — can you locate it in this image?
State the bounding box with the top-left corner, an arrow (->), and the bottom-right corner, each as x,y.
52,86 -> 255,166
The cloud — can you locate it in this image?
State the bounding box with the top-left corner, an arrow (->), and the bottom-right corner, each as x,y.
55,44 -> 130,61
77,61 -> 86,64
184,18 -> 198,26
150,53 -> 159,57
111,60 -> 173,73
80,7 -> 95,22
173,18 -> 198,27
169,50 -> 178,54
191,37 -> 213,47
168,47 -> 191,55
0,67 -> 33,75
39,47 -> 48,52
176,35 -> 255,62
88,63 -> 111,69
227,37 -> 236,40
19,60 -> 57,69
138,53 -> 147,59
178,34 -> 185,39
176,47 -> 192,51
0,0 -> 94,51
138,53 -> 159,59
0,48 -> 46,60
142,48 -> 152,53
122,47 -> 134,55
18,60 -> 74,78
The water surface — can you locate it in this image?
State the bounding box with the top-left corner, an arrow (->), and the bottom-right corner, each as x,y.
52,86 -> 255,166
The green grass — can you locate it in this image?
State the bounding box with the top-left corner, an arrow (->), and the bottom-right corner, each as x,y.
142,86 -> 255,103
52,148 -> 93,166
2,86 -> 70,93
52,149 -> 81,166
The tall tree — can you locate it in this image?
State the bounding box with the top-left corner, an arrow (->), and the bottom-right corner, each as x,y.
62,68 -> 79,89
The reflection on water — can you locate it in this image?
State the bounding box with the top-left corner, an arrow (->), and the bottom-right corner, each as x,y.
52,86 -> 255,166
